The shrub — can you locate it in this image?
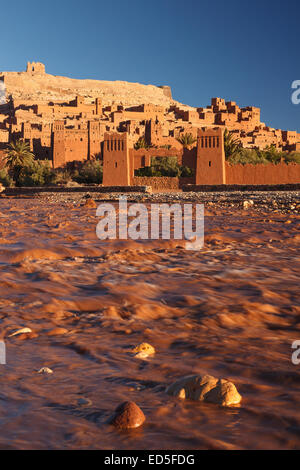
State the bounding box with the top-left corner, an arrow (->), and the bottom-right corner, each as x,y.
72,161 -> 103,184
259,145 -> 284,164
135,156 -> 179,177
284,152 -> 300,164
0,168 -> 13,187
17,161 -> 56,187
53,169 -> 74,185
180,165 -> 194,177
228,148 -> 269,165
228,146 -> 300,165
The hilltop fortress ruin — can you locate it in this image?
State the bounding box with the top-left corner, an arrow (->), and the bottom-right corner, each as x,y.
0,62 -> 299,186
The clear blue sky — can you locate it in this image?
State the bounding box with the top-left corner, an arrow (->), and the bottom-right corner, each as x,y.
1,0 -> 300,131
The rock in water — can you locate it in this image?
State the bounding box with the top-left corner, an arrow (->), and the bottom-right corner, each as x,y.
204,378 -> 241,406
243,200 -> 254,209
166,374 -> 242,407
108,401 -> 146,429
0,184 -> 5,193
8,327 -> 33,337
37,367 -> 53,374
132,342 -> 155,359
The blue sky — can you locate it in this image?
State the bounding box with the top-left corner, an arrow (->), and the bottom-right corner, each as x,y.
1,0 -> 300,131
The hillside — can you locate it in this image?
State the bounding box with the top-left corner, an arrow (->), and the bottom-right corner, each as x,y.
0,68 -> 191,109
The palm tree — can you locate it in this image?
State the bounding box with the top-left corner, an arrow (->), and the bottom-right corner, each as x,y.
176,133 -> 197,148
134,137 -> 149,150
224,129 -> 242,159
5,140 -> 35,167
4,140 -> 35,185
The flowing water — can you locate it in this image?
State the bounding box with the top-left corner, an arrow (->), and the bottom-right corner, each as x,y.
0,196 -> 299,449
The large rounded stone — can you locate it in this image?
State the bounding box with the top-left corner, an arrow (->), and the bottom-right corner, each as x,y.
166,374 -> 242,407
108,401 -> 146,429
132,342 -> 155,359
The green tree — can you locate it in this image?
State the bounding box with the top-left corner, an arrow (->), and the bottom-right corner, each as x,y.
4,140 -> 35,185
224,129 -> 242,159
285,152 -> 300,164
228,148 -> 269,165
0,168 -> 13,187
134,137 -> 149,150
73,161 -> 103,184
17,161 -> 56,187
259,145 -> 284,164
135,156 -> 194,177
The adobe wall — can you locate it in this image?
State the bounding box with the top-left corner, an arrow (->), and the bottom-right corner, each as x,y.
0,129 -> 9,143
145,119 -> 183,150
21,122 -> 52,160
131,176 -> 194,190
226,162 -> 300,185
182,147 -> 197,169
112,105 -> 165,126
52,120 -> 103,168
63,129 -> 89,164
36,97 -> 102,118
89,121 -> 103,158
